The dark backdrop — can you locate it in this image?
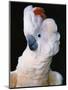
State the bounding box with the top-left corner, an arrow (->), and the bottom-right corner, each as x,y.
10,1 -> 66,85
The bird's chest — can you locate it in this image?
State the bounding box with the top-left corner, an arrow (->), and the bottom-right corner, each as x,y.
16,51 -> 51,87
16,67 -> 49,87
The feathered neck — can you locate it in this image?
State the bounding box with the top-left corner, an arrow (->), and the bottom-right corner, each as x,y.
17,46 -> 52,73
16,46 -> 52,86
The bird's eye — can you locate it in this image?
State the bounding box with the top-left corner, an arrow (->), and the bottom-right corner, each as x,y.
38,34 -> 41,38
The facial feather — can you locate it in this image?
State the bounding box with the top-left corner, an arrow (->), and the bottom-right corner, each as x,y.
24,5 -> 60,58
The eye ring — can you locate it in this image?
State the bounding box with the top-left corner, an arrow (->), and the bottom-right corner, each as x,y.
38,34 -> 41,38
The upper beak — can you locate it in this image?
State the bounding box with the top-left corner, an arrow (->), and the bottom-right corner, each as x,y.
27,35 -> 38,51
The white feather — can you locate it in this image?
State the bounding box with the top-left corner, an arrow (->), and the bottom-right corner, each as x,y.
11,5 -> 62,87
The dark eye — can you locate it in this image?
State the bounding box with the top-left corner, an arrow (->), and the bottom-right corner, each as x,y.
38,34 -> 41,38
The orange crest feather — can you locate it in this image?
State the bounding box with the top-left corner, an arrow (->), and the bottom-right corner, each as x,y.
33,7 -> 47,19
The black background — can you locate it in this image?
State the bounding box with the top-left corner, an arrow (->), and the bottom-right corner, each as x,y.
10,1 -> 66,85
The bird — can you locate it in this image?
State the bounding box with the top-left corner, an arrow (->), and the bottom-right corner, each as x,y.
10,5 -> 63,88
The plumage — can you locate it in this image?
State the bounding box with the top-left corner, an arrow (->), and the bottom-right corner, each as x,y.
10,5 -> 63,88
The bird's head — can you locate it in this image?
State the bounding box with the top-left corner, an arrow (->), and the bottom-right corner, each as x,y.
24,5 -> 60,58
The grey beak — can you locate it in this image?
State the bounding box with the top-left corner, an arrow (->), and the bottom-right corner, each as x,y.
27,35 -> 38,51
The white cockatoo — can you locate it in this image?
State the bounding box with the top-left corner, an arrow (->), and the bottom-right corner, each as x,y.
10,5 -> 63,88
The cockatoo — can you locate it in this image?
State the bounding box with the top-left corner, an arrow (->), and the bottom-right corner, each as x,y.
10,5 -> 63,88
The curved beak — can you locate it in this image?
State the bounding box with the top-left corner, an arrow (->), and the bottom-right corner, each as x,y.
27,35 -> 38,51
